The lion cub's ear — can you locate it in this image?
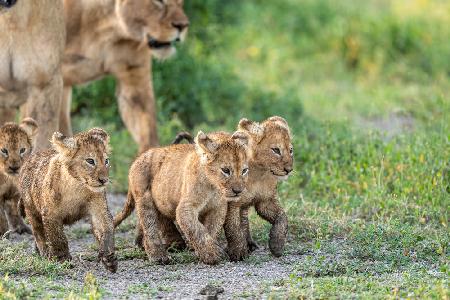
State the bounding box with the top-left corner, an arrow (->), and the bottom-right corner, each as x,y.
267,116 -> 291,136
19,118 -> 38,139
238,118 -> 264,142
52,132 -> 78,156
268,116 -> 289,129
231,131 -> 249,147
195,131 -> 218,153
88,128 -> 110,144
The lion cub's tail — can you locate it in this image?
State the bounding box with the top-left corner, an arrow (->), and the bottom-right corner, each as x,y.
113,191 -> 135,228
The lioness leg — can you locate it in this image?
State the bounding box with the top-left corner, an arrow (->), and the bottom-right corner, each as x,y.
115,61 -> 159,152
59,86 -> 73,136
224,203 -> 248,261
255,199 -> 288,257
23,74 -> 63,150
240,207 -> 259,252
3,196 -> 31,234
90,198 -> 117,273
42,216 -> 71,261
176,202 -> 223,265
136,191 -> 169,264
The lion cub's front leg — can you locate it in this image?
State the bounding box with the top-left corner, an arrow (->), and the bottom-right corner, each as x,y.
42,214 -> 71,262
90,195 -> 117,273
255,198 -> 288,257
224,203 -> 249,261
4,195 -> 31,234
176,201 -> 225,265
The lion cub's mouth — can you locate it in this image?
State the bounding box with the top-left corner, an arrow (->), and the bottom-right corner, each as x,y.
271,170 -> 290,181
148,37 -> 180,49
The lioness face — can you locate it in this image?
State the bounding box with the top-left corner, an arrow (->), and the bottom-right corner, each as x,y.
0,119 -> 37,177
239,117 -> 294,181
115,0 -> 189,59
52,129 -> 111,193
196,131 -> 250,201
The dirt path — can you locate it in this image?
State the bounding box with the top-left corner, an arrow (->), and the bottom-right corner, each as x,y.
11,194 -> 301,299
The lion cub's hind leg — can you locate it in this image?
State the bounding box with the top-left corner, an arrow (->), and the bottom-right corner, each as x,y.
26,210 -> 48,257
0,210 -> 8,237
160,217 -> 186,252
136,191 -> 170,264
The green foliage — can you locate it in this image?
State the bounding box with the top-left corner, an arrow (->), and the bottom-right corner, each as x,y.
0,241 -> 70,277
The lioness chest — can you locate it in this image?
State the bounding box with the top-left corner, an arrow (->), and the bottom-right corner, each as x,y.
0,1 -> 64,91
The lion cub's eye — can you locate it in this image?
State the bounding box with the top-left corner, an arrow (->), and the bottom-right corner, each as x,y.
20,148 -> 26,155
221,168 -> 231,177
1,148 -> 8,156
86,158 -> 95,166
271,148 -> 281,155
289,147 -> 293,156
105,158 -> 110,166
242,168 -> 249,176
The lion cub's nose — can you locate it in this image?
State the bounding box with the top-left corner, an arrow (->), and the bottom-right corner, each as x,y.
9,166 -> 19,173
98,178 -> 108,185
284,167 -> 293,175
172,21 -> 189,32
232,187 -> 243,195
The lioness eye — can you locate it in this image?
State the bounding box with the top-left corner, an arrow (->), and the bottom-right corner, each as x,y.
1,148 -> 8,155
242,168 -> 249,176
86,158 -> 95,166
105,158 -> 110,166
272,148 -> 281,155
20,148 -> 26,154
221,168 -> 231,176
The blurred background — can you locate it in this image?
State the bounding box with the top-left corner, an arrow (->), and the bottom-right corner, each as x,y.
71,0 -> 449,231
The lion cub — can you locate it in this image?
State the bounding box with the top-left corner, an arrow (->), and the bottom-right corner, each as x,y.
19,128 -> 117,272
0,118 -> 37,236
225,117 -> 294,261
114,131 -> 250,265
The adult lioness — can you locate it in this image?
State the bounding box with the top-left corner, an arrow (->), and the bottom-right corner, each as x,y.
61,0 -> 189,153
0,0 -> 65,150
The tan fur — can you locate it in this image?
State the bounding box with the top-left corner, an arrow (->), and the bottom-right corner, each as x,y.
224,116 -> 294,261
60,0 -> 189,153
0,118 -> 37,236
0,0 -> 65,150
114,131 -> 250,265
19,128 -> 117,272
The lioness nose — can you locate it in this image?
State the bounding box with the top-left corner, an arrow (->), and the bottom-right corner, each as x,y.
232,187 -> 243,195
172,21 -> 189,32
1,0 -> 17,8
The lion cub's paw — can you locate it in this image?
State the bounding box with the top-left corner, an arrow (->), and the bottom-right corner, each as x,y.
248,240 -> 259,252
199,245 -> 226,265
15,224 -> 32,235
100,253 -> 118,273
227,246 -> 249,262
